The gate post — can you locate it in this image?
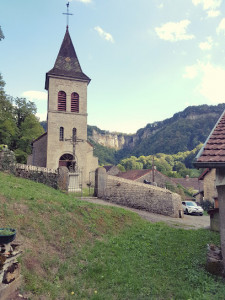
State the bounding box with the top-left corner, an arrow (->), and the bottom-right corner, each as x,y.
94,167 -> 107,198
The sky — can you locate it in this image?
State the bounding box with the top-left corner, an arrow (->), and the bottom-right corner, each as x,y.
1,0 -> 225,134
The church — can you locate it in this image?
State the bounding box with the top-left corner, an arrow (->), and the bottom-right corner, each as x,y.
28,26 -> 98,185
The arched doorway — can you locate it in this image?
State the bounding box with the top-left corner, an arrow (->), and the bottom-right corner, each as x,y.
59,153 -> 75,170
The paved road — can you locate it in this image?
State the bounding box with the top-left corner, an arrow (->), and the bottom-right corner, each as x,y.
79,197 -> 210,230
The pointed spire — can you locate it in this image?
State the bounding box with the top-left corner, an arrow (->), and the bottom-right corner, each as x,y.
45,28 -> 90,89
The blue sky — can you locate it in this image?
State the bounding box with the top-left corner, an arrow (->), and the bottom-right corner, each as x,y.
1,0 -> 225,133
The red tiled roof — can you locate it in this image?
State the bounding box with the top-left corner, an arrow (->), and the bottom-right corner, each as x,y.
171,177 -> 202,191
116,169 -> 152,180
194,111 -> 225,168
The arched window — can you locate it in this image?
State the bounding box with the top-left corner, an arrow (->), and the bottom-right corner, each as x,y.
59,127 -> 64,141
71,92 -> 79,113
72,128 -> 77,142
58,91 -> 66,111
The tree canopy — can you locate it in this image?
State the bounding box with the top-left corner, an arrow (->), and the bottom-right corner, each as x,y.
0,74 -> 44,163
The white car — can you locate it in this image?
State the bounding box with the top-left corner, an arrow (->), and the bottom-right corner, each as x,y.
182,201 -> 203,216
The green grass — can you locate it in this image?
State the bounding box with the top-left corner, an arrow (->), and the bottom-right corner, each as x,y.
0,172 -> 225,299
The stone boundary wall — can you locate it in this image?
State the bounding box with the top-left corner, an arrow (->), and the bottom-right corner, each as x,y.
95,168 -> 183,218
14,164 -> 59,189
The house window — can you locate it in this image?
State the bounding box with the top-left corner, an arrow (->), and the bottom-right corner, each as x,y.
58,91 -> 66,111
72,128 -> 77,142
59,127 -> 64,141
71,92 -> 79,112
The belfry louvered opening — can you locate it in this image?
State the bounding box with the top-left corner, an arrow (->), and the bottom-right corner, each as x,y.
71,92 -> 79,112
58,91 -> 66,111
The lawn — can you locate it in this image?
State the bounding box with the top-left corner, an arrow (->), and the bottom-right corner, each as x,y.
0,172 -> 224,299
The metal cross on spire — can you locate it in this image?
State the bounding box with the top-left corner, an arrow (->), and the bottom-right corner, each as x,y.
63,2 -> 73,29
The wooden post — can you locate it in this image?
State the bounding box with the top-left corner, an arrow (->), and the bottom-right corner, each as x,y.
216,168 -> 225,272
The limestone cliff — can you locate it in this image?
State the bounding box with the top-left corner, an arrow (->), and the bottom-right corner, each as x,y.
87,104 -> 225,156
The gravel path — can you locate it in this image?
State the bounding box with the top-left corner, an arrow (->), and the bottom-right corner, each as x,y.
79,197 -> 210,230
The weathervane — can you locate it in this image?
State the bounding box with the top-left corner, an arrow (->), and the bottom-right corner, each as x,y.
63,2 -> 73,29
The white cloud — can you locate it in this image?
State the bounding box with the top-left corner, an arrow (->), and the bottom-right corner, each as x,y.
192,0 -> 221,10
200,63 -> 225,103
207,10 -> 220,17
94,26 -> 114,43
155,20 -> 195,42
217,18 -> 225,34
192,0 -> 221,17
183,62 -> 225,103
199,36 -> 213,50
183,65 -> 199,79
21,91 -> 47,101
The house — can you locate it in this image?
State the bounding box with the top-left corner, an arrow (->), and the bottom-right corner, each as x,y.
103,165 -> 120,176
198,168 -> 217,206
27,25 -> 98,185
194,109 -> 225,272
116,169 -> 177,189
171,176 -> 203,194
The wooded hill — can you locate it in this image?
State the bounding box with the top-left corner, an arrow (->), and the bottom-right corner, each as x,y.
88,104 -> 225,164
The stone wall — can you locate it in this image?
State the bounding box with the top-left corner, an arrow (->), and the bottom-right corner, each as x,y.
14,164 -> 59,189
204,169 -> 217,203
95,168 -> 183,218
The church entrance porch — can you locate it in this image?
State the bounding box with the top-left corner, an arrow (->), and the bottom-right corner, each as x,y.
59,153 -> 82,192
59,153 -> 75,171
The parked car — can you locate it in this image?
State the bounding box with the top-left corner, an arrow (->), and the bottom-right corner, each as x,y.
182,201 -> 204,216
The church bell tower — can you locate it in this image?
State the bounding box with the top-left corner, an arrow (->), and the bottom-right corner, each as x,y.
44,26 -> 98,183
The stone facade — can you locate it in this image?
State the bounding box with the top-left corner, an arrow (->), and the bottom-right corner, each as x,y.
28,133 -> 47,167
28,29 -> 98,186
201,169 -> 217,204
95,168 -> 183,218
103,165 -> 120,176
208,208 -> 220,232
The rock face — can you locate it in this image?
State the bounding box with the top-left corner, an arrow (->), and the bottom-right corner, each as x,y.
91,129 -> 128,150
88,104 -> 225,154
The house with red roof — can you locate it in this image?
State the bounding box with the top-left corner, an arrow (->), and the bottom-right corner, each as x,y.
194,110 -> 225,273
116,169 -> 177,189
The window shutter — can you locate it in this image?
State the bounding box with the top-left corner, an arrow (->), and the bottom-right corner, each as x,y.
58,91 -> 66,111
71,93 -> 79,112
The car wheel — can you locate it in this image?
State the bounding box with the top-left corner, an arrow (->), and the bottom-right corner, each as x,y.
199,213 -> 203,216
185,209 -> 188,215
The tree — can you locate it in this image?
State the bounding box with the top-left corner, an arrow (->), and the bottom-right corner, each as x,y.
13,97 -> 37,128
0,74 -> 16,146
0,26 -> 4,41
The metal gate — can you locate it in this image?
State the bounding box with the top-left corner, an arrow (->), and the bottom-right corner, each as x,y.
68,169 -> 82,193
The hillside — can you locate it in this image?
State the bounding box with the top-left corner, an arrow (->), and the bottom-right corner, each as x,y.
88,104 -> 225,161
1,173 -> 225,299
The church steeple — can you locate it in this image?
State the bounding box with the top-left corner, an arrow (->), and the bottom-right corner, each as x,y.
45,28 -> 90,90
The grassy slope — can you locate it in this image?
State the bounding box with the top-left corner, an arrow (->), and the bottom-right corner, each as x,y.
0,172 -> 225,299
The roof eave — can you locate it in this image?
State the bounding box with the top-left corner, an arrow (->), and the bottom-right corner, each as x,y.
193,161 -> 225,169
45,72 -> 91,90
